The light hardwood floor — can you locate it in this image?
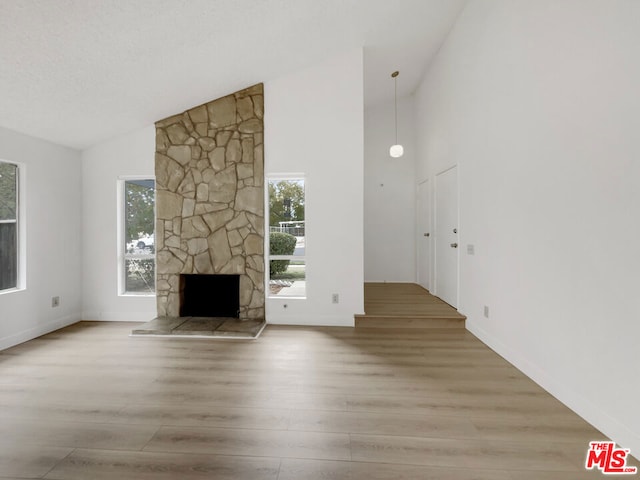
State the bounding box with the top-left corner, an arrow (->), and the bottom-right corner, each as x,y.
0,321 -> 632,479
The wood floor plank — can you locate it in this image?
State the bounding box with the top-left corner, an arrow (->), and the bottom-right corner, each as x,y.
0,418 -> 159,450
118,404 -> 292,430
506,469 -> 625,479
470,415 -> 602,444
0,382 -> 143,405
346,393 -> 529,419
127,385 -> 347,411
144,425 -> 351,461
288,409 -> 480,439
278,458 -> 513,480
0,400 -> 125,424
350,434 -> 581,471
45,449 -> 281,480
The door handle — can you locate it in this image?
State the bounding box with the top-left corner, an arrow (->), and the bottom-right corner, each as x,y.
423,233 -> 430,237
450,243 -> 458,248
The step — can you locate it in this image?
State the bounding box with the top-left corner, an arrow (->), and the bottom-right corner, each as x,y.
354,314 -> 466,329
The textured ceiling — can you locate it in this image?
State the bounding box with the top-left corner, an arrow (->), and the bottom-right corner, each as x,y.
0,0 -> 466,149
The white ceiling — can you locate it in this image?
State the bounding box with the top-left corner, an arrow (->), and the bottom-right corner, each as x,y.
0,0 -> 466,150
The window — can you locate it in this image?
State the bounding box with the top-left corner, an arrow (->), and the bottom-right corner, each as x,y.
121,178 -> 155,295
268,177 -> 305,297
0,161 -> 18,292
0,162 -> 18,291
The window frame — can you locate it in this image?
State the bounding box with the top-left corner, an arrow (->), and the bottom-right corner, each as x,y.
266,174 -> 306,299
117,176 -> 156,297
0,159 -> 25,294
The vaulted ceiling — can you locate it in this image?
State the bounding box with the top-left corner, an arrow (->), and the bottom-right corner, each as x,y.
0,0 -> 466,149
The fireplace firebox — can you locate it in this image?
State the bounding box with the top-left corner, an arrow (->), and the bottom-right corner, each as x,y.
180,274 -> 240,318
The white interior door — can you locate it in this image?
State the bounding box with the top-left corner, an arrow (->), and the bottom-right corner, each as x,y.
434,166 -> 459,307
416,180 -> 431,291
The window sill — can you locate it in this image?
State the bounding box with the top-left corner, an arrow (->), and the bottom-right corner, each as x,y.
0,287 -> 25,296
119,292 -> 156,298
268,296 -> 307,300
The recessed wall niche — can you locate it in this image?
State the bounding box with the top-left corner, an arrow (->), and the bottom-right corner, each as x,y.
154,84 -> 265,320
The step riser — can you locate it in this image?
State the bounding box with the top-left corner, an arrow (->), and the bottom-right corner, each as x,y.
355,317 -> 465,329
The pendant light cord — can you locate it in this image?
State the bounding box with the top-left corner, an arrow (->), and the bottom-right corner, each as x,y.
393,72 -> 399,144
393,77 -> 398,145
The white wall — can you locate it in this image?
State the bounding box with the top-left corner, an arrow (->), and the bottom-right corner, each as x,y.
0,127 -> 82,349
265,49 -> 365,326
364,96 -> 416,282
81,126 -> 156,321
415,0 -> 640,456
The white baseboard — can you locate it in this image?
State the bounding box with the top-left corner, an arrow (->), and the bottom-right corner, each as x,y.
81,310 -> 155,322
363,280 -> 416,284
267,314 -> 355,327
466,319 -> 640,459
0,313 -> 80,351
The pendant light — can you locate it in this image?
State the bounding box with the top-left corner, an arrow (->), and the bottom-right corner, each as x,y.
389,70 -> 404,158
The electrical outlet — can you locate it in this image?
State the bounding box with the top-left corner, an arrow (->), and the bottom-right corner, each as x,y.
52,296 -> 60,308
332,293 -> 339,304
467,244 -> 475,255
483,305 -> 489,318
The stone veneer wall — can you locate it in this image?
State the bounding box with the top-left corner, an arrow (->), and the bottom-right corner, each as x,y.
154,84 -> 264,319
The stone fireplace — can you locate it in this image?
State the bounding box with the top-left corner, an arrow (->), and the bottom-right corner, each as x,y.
154,84 -> 265,320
